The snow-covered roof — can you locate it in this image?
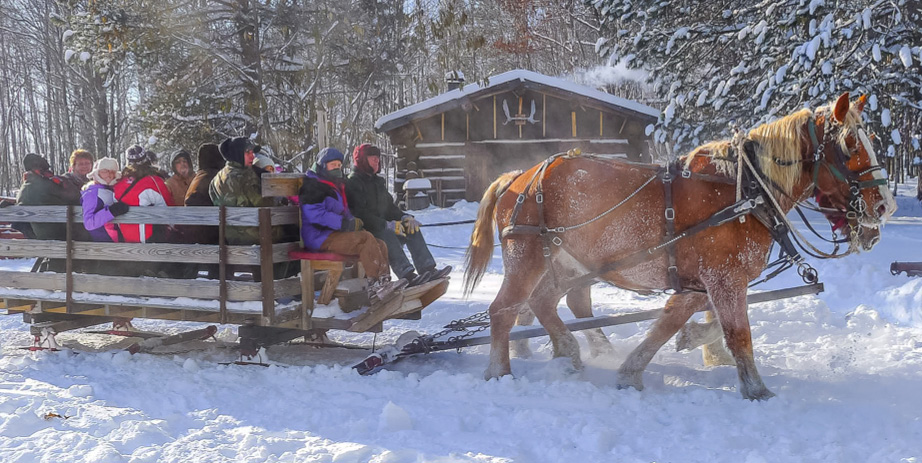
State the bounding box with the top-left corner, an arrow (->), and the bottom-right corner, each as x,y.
375,69 -> 660,133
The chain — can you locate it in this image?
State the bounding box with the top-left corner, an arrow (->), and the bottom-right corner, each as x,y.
404,310 -> 490,354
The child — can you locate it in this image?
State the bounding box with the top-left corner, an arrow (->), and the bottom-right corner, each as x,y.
81,157 -> 129,242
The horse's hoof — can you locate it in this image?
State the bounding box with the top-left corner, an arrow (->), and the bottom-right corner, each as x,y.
484,366 -> 511,381
510,339 -> 532,359
742,387 -> 776,401
615,371 -> 644,391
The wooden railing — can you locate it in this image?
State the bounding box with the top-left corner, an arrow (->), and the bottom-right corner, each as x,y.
0,204 -> 303,327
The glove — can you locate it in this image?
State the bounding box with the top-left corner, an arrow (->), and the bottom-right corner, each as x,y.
108,201 -> 129,217
401,215 -> 421,234
386,220 -> 406,236
340,216 -> 356,231
353,217 -> 364,231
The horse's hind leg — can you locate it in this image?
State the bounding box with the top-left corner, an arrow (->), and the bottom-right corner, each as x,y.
617,291 -> 707,391
701,311 -> 735,366
510,310 -> 535,359
566,285 -> 614,357
485,272 -> 542,379
705,279 -> 774,400
528,276 -> 580,370
675,305 -> 736,366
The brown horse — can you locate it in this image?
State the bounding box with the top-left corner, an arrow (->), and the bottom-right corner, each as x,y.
463,93 -> 895,400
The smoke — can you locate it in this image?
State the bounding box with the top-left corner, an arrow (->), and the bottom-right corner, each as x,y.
570,57 -> 651,89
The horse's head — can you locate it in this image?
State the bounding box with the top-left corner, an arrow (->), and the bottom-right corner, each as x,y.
807,93 -> 896,252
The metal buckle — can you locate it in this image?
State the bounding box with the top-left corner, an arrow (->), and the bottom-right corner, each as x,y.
555,226 -> 565,233
681,170 -> 691,178
536,193 -> 544,204
664,208 -> 675,221
543,247 -> 551,257
516,194 -> 525,204
552,236 -> 563,246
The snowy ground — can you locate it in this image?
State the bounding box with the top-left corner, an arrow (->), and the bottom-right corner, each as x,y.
1,187 -> 921,463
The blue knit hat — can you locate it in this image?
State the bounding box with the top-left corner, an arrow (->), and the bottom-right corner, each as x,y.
313,147 -> 345,172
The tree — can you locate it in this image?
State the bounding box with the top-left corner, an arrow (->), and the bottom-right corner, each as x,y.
589,0 -> 921,181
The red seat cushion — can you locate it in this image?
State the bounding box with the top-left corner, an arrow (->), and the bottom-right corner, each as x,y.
288,249 -> 358,261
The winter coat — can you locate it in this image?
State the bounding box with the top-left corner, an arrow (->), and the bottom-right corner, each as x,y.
15,171 -> 79,240
166,174 -> 192,207
113,174 -> 173,243
299,170 -> 352,250
209,161 -> 272,244
166,150 -> 194,206
61,172 -> 88,203
345,171 -> 404,234
81,183 -> 119,242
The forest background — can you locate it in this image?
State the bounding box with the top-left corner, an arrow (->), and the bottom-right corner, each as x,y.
0,0 -> 918,195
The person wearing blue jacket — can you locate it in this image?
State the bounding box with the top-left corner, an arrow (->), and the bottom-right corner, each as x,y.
298,147 -> 406,301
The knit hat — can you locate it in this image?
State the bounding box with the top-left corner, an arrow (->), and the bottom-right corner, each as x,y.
218,137 -> 256,165
22,153 -> 51,172
313,147 -> 344,172
125,145 -> 149,165
88,157 -> 122,186
352,144 -> 381,174
197,143 -> 223,171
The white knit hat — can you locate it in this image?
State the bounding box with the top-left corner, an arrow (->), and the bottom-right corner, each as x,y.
88,157 -> 122,186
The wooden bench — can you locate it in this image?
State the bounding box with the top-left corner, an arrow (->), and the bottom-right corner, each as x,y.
288,250 -> 364,324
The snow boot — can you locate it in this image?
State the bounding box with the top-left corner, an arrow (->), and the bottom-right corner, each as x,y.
424,265 -> 452,281
367,276 -> 408,303
407,271 -> 431,287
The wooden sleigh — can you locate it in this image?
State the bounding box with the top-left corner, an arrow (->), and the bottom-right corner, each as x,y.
0,174 -> 448,355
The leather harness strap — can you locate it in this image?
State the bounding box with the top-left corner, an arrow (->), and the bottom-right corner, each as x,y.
662,162 -> 682,292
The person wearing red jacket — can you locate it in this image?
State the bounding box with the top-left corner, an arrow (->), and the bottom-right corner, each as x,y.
113,145 -> 174,244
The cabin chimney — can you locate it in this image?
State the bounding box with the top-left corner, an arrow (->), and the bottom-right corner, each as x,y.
446,70 -> 465,91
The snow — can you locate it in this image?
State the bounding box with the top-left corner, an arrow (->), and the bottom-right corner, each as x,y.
2,190 -> 922,462
79,51 -> 91,62
403,178 -> 432,190
374,69 -> 660,131
64,49 -> 75,61
899,45 -> 913,68
892,129 -> 903,145
881,108 -> 891,127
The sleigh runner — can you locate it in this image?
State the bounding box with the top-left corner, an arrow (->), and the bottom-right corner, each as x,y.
0,174 -> 448,353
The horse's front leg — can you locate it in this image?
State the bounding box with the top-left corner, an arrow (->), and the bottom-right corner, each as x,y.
566,284 -> 614,357
511,309 -> 535,359
706,279 -> 774,400
617,291 -> 708,391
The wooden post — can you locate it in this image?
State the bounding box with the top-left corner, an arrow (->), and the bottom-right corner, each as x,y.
435,178 -> 443,208
65,205 -> 74,313
258,208 -> 275,325
218,206 -> 228,324
300,259 -> 314,330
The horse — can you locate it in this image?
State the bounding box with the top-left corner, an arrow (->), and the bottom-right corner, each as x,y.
463,93 -> 895,400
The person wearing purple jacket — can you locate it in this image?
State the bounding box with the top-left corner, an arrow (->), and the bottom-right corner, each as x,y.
298,147 -> 406,301
81,157 -> 129,242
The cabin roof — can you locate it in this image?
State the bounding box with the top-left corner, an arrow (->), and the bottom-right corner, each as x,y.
375,69 -> 661,134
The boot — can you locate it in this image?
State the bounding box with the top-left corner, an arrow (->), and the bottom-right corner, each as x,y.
406,271 -> 431,287
367,276 -> 408,302
423,265 -> 452,281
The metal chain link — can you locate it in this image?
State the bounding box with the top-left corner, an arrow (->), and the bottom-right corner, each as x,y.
404,310 -> 491,354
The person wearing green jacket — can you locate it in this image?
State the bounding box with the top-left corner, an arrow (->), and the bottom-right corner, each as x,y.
345,144 -> 450,287
210,136 -> 291,280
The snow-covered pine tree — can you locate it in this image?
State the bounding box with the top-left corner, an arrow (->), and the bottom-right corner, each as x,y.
589,0 -> 920,182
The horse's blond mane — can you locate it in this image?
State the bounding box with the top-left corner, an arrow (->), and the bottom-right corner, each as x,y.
683,101 -> 864,195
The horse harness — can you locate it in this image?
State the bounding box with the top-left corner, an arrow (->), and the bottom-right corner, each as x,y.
498,139 -> 845,296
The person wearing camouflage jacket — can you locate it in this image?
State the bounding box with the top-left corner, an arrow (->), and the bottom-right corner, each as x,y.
209,137 -> 272,244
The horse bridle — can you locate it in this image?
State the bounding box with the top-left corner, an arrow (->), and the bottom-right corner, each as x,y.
805,114 -> 887,228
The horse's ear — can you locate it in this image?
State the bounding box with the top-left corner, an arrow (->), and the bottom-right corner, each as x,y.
833,92 -> 850,123
855,94 -> 868,114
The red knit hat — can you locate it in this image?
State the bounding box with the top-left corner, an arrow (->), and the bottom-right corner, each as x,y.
352,144 -> 381,174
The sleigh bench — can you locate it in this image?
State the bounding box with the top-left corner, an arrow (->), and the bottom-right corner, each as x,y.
0,173 -> 448,353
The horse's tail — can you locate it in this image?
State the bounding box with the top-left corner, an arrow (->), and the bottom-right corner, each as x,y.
463,170 -> 521,296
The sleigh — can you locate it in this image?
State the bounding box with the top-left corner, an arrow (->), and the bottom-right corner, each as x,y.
0,174 -> 448,357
